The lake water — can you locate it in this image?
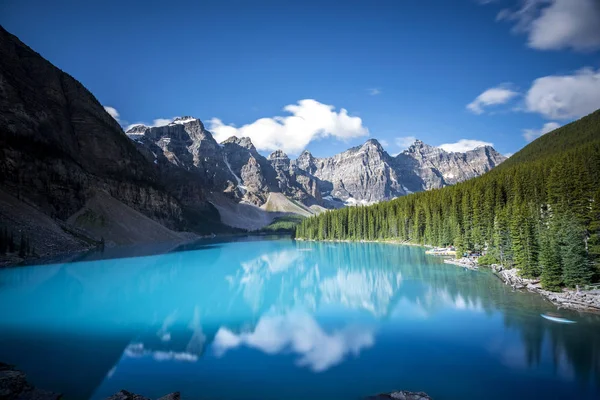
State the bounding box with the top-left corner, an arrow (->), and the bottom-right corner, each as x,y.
0,237 -> 599,399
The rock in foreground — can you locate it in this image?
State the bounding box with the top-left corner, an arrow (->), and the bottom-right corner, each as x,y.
104,390 -> 180,400
0,363 -> 61,400
368,390 -> 432,399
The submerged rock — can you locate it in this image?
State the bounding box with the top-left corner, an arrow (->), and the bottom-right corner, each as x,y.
104,390 -> 180,400
368,390 -> 432,399
0,363 -> 61,400
0,363 -> 181,400
157,393 -> 181,400
16,388 -> 63,400
105,390 -> 151,400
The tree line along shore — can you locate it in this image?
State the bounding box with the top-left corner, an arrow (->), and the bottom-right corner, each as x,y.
295,109 -> 600,294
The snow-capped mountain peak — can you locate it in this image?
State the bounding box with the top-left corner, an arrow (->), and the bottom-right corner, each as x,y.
170,116 -> 198,125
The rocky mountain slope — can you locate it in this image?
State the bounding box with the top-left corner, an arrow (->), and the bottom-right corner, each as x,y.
128,120 -> 506,208
0,26 -> 183,228
0,26 -> 226,261
396,140 -> 506,192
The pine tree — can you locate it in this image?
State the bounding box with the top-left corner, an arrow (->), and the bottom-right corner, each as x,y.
561,216 -> 593,288
454,232 -> 466,259
539,223 -> 563,291
588,189 -> 600,279
511,204 -> 540,278
493,209 -> 513,267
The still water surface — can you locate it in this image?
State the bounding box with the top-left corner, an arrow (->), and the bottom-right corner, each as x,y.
0,237 -> 599,399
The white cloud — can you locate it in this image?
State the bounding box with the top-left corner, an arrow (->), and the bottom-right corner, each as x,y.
504,153 -> 514,158
104,106 -> 120,122
105,106 -> 172,132
523,121 -> 561,142
150,118 -> 174,127
212,311 -> 374,372
125,118 -> 174,132
525,68 -> 600,119
379,139 -> 389,148
395,136 -> 417,150
498,0 -> 600,51
438,139 -> 494,153
208,99 -> 368,154
367,88 -> 381,96
467,87 -> 519,114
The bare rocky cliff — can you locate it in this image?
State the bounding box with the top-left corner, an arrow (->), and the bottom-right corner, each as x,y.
295,139 -> 408,205
290,138 -> 506,205
0,26 -> 225,260
396,140 -> 506,191
0,26 -> 186,224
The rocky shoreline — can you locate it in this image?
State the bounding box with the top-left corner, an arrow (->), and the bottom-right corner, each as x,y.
0,362 -> 181,400
492,265 -> 600,312
0,362 -> 61,400
443,257 -> 478,270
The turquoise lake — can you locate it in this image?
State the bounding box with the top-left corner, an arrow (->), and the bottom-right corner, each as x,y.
0,237 -> 599,399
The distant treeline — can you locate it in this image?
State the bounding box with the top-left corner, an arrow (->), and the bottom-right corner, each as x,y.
296,110 -> 600,291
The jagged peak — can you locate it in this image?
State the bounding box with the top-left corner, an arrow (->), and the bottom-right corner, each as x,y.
221,136 -> 239,144
268,150 -> 289,160
297,150 -> 314,160
465,145 -> 506,160
362,138 -> 383,149
412,139 -> 433,149
125,124 -> 148,134
239,137 -> 255,150
470,144 -> 494,151
170,116 -> 198,125
443,145 -> 500,155
126,117 -> 201,133
221,135 -> 255,150
402,139 -> 437,155
466,145 -> 486,153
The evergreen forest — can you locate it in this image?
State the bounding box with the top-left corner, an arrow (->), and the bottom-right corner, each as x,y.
295,109 -> 600,291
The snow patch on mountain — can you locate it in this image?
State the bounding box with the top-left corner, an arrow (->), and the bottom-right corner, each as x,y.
223,153 -> 247,194
170,116 -> 197,125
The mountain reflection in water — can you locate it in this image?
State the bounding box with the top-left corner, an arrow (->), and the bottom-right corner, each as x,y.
0,238 -> 598,400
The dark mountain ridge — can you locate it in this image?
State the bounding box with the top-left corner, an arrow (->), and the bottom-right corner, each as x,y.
0,25 -> 225,262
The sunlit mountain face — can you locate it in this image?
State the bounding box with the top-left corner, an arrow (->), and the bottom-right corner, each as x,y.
0,238 -> 599,399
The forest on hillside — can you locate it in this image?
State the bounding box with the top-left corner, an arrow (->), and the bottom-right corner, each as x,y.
295,110 -> 600,291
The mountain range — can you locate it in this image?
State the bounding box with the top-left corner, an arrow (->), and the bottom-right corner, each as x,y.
0,25 -> 504,260
126,119 -> 505,216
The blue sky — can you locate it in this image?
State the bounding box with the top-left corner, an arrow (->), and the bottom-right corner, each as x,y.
1,0 -> 599,157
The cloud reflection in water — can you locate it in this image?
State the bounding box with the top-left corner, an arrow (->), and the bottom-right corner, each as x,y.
124,342 -> 199,362
212,311 -> 374,372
